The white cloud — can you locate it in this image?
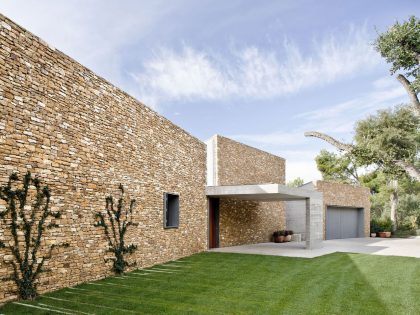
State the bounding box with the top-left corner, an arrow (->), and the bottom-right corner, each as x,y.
0,0 -> 179,89
134,25 -> 381,107
297,79 -> 407,134
227,77 -> 407,182
231,131 -> 307,147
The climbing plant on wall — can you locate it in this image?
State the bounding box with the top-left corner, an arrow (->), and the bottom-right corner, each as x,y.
0,171 -> 68,300
94,184 -> 138,274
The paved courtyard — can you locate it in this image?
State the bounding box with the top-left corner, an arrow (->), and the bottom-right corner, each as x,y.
210,237 -> 420,258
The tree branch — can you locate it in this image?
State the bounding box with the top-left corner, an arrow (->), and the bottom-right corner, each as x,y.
394,160 -> 420,181
396,74 -> 420,116
304,131 -> 353,151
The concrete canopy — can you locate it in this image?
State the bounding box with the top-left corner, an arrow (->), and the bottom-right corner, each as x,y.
206,184 -> 324,250
206,184 -> 321,201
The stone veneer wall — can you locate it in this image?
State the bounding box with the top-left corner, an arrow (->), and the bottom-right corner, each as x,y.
0,14 -> 207,302
212,135 -> 285,247
216,135 -> 285,185
313,181 -> 371,238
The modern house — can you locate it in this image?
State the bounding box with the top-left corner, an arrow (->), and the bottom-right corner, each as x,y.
0,13 -> 370,302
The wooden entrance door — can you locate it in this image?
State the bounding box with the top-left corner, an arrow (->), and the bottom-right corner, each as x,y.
209,198 -> 220,248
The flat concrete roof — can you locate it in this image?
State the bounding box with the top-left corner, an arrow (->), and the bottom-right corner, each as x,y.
206,184 -> 322,201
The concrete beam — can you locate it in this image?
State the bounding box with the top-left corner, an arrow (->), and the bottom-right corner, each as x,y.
206,184 -> 321,201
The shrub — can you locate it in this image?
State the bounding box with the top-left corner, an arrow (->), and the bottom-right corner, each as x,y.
370,220 -> 380,233
371,217 -> 393,233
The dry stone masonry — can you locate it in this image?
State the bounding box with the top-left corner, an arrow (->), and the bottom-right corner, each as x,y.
209,135 -> 286,247
0,14 -> 207,302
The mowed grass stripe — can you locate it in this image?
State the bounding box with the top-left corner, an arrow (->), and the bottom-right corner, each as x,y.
63,281 -> 269,313
1,252 -> 420,314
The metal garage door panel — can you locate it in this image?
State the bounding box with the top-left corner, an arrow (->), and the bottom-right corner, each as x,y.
340,208 -> 359,238
326,208 -> 341,240
326,207 -> 359,240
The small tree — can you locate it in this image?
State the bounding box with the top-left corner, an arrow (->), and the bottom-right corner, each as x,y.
286,177 -> 305,188
0,171 -> 68,300
94,184 -> 138,274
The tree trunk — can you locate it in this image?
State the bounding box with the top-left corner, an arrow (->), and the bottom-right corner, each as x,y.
389,179 -> 398,231
396,74 -> 420,117
304,131 -> 353,151
394,160 -> 420,181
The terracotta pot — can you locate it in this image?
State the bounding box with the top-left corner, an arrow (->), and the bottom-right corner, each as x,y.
370,233 -> 376,238
285,235 -> 292,242
378,231 -> 391,238
279,235 -> 285,243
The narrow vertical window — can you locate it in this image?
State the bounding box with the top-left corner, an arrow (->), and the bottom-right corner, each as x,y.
164,193 -> 179,228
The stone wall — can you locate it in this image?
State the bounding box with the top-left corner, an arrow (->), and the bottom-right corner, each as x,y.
219,199 -> 285,247
215,135 -> 285,185
0,14 -> 207,302
208,135 -> 285,247
313,181 -> 371,238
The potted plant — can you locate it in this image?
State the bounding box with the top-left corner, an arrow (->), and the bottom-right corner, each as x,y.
273,231 -> 285,243
278,230 -> 285,243
285,230 -> 293,242
370,220 -> 378,237
273,231 -> 280,243
375,217 -> 392,238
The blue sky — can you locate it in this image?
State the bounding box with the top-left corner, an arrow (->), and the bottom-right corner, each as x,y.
1,0 -> 417,181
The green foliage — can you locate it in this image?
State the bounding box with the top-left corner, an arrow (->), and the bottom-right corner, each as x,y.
0,171 -> 68,300
273,230 -> 293,237
370,219 -> 380,234
353,106 -> 420,177
315,150 -> 360,184
371,217 -> 393,233
397,193 -> 420,229
375,16 -> 420,92
94,184 -> 138,274
286,177 -> 304,187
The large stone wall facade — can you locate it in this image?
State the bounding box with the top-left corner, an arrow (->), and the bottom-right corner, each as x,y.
313,181 -> 371,238
0,14 -> 207,302
208,135 -> 286,247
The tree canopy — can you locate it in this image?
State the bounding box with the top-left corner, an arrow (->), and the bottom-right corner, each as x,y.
353,106 -> 420,177
287,177 -> 304,188
315,150 -> 359,184
375,16 -> 420,92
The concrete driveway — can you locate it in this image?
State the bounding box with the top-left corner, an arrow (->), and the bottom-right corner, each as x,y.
210,237 -> 420,258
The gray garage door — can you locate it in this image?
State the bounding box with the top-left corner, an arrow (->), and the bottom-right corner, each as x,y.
326,207 -> 363,240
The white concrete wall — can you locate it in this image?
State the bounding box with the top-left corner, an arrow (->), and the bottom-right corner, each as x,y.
285,200 -> 306,240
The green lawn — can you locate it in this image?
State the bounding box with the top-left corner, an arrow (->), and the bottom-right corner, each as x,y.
1,252 -> 419,314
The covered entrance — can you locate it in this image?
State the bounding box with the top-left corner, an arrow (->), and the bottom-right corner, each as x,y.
206,184 -> 324,250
